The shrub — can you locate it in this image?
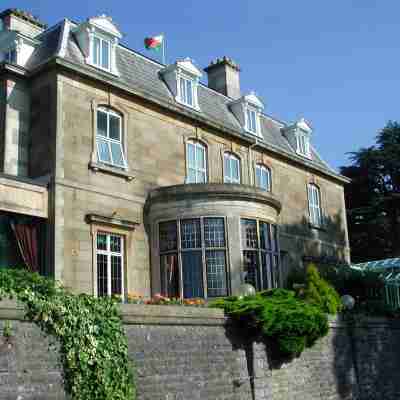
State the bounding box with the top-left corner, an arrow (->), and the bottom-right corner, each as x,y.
211,288 -> 329,357
304,263 -> 342,314
0,268 -> 135,400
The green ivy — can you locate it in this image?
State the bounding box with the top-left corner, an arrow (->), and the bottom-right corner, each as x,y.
0,268 -> 135,400
210,289 -> 329,356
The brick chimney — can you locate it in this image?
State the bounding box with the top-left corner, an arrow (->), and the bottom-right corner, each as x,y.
0,8 -> 47,38
204,56 -> 241,99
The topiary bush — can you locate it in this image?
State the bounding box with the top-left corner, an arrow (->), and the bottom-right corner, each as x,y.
304,263 -> 342,314
0,268 -> 135,400
211,288 -> 329,357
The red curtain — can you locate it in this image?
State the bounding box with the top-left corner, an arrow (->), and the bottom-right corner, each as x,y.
11,222 -> 39,273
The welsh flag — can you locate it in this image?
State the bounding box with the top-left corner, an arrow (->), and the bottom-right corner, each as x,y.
144,35 -> 164,51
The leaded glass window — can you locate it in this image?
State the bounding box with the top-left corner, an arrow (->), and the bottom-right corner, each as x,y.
96,107 -> 126,168
159,217 -> 227,299
96,232 -> 124,297
241,219 -> 280,290
308,184 -> 323,227
186,141 -> 207,183
224,153 -> 241,184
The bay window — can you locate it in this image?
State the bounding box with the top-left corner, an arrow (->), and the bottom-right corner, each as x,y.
159,217 -> 228,299
241,219 -> 280,290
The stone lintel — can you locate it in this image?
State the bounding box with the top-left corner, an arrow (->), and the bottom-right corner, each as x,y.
85,213 -> 139,230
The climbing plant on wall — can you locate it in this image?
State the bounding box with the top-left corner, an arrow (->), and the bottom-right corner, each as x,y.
0,268 -> 135,400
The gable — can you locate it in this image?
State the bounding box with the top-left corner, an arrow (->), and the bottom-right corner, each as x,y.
87,15 -> 122,39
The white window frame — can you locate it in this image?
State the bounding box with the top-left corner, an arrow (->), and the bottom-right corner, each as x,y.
245,106 -> 260,136
96,107 -> 127,169
224,152 -> 241,184
186,140 -> 207,183
178,75 -> 196,108
255,164 -> 271,191
308,184 -> 323,227
91,34 -> 111,72
296,132 -> 311,158
96,232 -> 125,297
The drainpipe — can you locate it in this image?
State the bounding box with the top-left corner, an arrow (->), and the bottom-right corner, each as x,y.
248,140 -> 258,185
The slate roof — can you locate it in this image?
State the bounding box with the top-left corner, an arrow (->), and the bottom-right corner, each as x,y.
20,19 -> 343,181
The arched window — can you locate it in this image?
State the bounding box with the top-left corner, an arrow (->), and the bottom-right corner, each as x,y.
255,164 -> 271,191
308,184 -> 323,227
96,107 -> 126,169
186,140 -> 207,183
224,152 -> 241,184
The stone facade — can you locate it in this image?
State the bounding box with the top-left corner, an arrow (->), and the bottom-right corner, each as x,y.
0,9 -> 350,298
2,300 -> 400,400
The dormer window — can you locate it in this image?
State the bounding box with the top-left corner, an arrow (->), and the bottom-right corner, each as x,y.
179,75 -> 194,107
229,92 -> 264,138
296,132 -> 310,157
74,15 -> 122,76
161,58 -> 202,110
246,108 -> 258,134
282,118 -> 312,159
92,35 -> 111,71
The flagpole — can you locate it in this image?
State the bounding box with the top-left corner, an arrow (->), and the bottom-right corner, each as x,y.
162,33 -> 166,65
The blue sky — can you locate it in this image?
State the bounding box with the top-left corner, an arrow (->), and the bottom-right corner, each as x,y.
3,1 -> 399,171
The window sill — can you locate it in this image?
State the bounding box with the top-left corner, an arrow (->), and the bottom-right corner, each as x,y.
309,223 -> 326,232
89,161 -> 135,181
87,62 -> 120,77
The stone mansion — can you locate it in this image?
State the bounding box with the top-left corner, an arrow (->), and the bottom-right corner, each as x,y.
0,9 -> 350,299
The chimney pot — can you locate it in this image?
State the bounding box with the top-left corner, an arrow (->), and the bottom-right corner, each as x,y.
204,56 -> 241,99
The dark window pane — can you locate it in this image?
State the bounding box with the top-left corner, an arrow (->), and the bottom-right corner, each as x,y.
271,225 -> 278,252
273,255 -> 280,288
97,253 -> 108,296
180,219 -> 201,249
206,250 -> 227,297
243,250 -> 260,290
182,251 -> 204,298
204,218 -> 225,248
241,219 -> 258,249
110,235 -> 121,253
159,221 -> 177,252
109,114 -> 120,140
97,110 -> 107,137
259,222 -> 271,250
160,254 -> 179,298
97,233 -> 107,251
111,255 -> 122,295
261,253 -> 272,289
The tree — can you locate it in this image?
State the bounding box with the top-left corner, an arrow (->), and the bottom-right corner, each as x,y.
340,121 -> 400,262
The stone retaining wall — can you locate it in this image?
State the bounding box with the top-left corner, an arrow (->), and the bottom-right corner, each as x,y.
1,301 -> 400,399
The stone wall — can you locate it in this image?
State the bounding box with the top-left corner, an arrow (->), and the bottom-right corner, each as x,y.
2,301 -> 400,400
52,70 -> 349,296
